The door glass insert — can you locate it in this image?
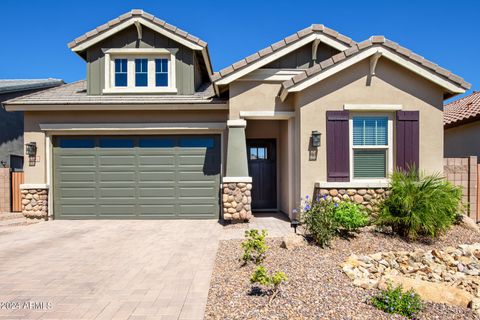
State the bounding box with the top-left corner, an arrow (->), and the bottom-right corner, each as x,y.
59,138 -> 95,148
99,138 -> 134,148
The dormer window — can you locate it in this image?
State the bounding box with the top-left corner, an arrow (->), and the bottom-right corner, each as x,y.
104,48 -> 177,93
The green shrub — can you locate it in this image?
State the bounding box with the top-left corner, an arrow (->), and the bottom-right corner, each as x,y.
250,265 -> 288,302
333,201 -> 370,231
374,167 -> 462,239
371,284 -> 423,318
241,229 -> 268,265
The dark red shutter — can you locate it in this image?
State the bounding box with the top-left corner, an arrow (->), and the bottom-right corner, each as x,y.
326,111 -> 349,182
396,111 -> 419,171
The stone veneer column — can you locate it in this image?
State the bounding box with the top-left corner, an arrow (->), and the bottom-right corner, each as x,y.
20,184 -> 49,219
223,119 -> 252,222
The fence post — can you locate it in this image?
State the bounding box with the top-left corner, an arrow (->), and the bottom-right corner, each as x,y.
0,168 -> 11,213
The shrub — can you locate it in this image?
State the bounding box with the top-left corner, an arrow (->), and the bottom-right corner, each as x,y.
241,229 -> 268,265
371,284 -> 423,318
374,167 -> 462,239
250,265 -> 288,302
333,201 -> 369,231
300,196 -> 369,247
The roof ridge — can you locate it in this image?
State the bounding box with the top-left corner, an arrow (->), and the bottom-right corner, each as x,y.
282,36 -> 470,92
4,80 -> 79,103
211,23 -> 356,82
67,9 -> 208,50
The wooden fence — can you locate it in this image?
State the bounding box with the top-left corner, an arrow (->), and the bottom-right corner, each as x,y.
11,171 -> 24,212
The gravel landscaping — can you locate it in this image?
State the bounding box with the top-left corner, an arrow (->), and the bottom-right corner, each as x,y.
205,224 -> 480,319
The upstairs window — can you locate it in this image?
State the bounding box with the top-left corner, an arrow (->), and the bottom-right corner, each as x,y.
135,59 -> 148,87
114,59 -> 128,87
351,116 -> 391,179
155,59 -> 169,87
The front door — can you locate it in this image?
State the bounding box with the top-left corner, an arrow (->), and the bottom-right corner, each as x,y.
247,139 -> 277,210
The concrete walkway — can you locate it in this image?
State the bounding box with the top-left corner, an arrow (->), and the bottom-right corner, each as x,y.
0,214 -> 290,320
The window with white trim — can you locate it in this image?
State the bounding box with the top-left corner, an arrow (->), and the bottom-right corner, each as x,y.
104,49 -> 176,93
350,115 -> 392,179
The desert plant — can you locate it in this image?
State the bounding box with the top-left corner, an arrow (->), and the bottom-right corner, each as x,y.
250,265 -> 288,303
371,283 -> 423,318
374,167 -> 462,239
241,229 -> 268,265
332,201 -> 370,231
300,197 -> 338,247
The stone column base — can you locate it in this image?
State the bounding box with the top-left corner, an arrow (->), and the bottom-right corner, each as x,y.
21,186 -> 49,219
222,182 -> 252,221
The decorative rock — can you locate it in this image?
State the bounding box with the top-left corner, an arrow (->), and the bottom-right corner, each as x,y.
329,189 -> 338,197
363,194 -> 372,201
460,215 -> 480,233
353,194 -> 364,204
222,182 -> 253,221
319,189 -> 329,196
357,189 -> 367,195
346,189 -> 356,196
281,233 -> 307,250
237,182 -> 247,188
22,188 -> 48,219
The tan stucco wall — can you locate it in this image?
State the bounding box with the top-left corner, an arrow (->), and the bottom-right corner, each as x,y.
445,121 -> 480,160
229,82 -> 294,119
245,120 -> 291,214
295,58 -> 445,198
23,109 -> 228,184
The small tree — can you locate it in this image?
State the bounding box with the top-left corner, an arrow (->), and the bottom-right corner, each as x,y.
241,229 -> 268,265
250,266 -> 288,304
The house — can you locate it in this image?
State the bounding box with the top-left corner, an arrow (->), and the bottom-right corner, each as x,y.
444,91 -> 480,160
0,79 -> 63,170
3,9 -> 470,221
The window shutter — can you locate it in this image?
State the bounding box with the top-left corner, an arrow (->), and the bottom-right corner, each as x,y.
326,111 -> 349,182
395,111 -> 419,171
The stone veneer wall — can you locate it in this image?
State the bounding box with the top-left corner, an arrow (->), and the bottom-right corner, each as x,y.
0,168 -> 10,212
21,188 -> 48,219
314,187 -> 388,212
222,182 -> 252,221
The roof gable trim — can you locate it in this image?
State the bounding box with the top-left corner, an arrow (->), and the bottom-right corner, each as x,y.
214,33 -> 350,86
70,16 -> 204,52
280,46 -> 467,101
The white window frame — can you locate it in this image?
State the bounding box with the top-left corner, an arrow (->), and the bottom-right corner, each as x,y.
349,112 -> 394,183
103,48 -> 177,94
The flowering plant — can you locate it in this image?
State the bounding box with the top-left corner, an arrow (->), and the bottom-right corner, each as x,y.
371,283 -> 423,318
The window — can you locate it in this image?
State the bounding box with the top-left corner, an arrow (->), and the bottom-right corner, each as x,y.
59,138 -> 95,148
114,59 -> 128,87
99,138 -> 134,148
179,138 -> 214,148
351,116 -> 390,179
135,59 -> 148,87
139,138 -> 175,148
249,147 -> 268,160
155,59 -> 169,87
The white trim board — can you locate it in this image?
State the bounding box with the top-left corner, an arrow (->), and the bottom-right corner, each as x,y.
20,184 -> 50,189
239,111 -> 295,119
72,17 -> 203,52
39,122 -> 227,132
281,47 -> 466,101
222,176 -> 252,183
314,181 -> 389,188
214,33 -> 349,86
237,69 -> 305,82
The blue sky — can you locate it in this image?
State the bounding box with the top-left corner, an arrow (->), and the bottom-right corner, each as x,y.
1,0 -> 478,100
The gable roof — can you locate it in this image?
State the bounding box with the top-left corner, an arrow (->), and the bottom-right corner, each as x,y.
444,91 -> 480,128
280,36 -> 470,101
0,78 -> 64,94
67,9 -> 213,76
211,24 -> 355,85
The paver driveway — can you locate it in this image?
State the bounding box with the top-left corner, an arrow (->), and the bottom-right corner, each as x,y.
0,215 -> 291,320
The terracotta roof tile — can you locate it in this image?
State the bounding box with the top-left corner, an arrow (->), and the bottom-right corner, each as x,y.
444,91 -> 480,127
282,36 -> 471,92
68,9 -> 208,50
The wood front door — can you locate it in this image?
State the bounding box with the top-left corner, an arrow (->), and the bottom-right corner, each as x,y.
247,139 -> 277,210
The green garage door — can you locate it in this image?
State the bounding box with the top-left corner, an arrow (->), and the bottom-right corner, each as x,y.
53,135 -> 221,219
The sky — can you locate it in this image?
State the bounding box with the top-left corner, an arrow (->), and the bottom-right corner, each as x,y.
1,0 -> 478,101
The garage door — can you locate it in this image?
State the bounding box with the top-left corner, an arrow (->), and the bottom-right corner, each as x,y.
53,135 -> 221,219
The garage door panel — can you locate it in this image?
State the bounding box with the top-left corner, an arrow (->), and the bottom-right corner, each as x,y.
54,135 -> 220,219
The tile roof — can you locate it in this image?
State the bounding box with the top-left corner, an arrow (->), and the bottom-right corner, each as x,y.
282,36 -> 471,93
211,24 -> 356,82
67,9 -> 208,50
444,91 -> 480,127
0,78 -> 64,94
3,80 -> 224,105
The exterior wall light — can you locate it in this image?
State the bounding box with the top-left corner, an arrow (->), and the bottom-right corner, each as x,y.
311,131 -> 321,147
25,142 -> 37,157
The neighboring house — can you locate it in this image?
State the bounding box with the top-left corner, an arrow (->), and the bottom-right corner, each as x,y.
444,91 -> 480,159
3,9 -> 470,221
0,79 -> 63,169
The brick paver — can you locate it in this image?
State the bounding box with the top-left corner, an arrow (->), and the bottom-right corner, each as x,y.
0,214 -> 290,320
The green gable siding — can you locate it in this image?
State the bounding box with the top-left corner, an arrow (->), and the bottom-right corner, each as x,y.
86,25 -> 196,95
264,42 -> 339,69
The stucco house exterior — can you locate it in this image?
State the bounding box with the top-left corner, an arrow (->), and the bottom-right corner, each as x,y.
444,91 -> 480,160
3,9 -> 470,221
0,79 -> 63,170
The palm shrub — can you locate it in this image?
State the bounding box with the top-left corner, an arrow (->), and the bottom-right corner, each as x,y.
374,167 -> 462,239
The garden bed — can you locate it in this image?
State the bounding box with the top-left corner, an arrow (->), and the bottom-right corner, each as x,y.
205,225 -> 480,319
